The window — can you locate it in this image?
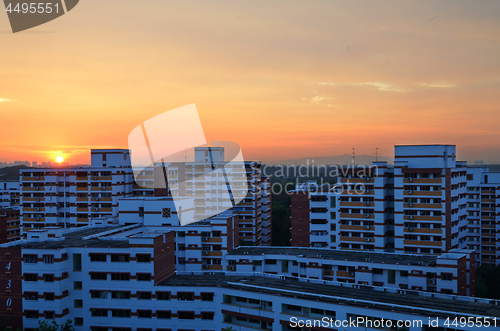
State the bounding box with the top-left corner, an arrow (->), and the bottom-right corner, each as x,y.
157,311 -> 171,319
90,272 -> 107,280
201,293 -> 214,301
44,274 -> 54,282
136,254 -> 151,262
91,290 -> 108,299
24,255 -> 37,263
441,273 -> 453,281
400,271 -> 408,277
111,273 -> 130,281
138,310 -> 152,318
45,311 -> 55,319
91,309 -> 108,317
111,254 -> 129,262
373,268 -> 383,275
202,312 -> 214,320
74,317 -> 83,326
90,253 -> 107,262
177,292 -> 194,301
43,255 -> 54,264
24,274 -> 38,282
109,291 -> 129,299
25,292 -> 38,300
112,310 -> 131,317
137,292 -> 151,300
162,208 -> 171,218
73,254 -> 82,271
44,293 -> 55,301
74,281 -> 82,289
178,311 -> 195,319
26,310 -> 38,318
156,292 -> 170,300
137,273 -> 151,281
74,299 -> 83,308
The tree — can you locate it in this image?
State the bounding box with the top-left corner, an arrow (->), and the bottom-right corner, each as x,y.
37,320 -> 75,331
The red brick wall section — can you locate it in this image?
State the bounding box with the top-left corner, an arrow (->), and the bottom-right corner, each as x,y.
227,214 -> 239,252
0,247 -> 23,329
0,216 -> 7,244
290,192 -> 310,247
445,169 -> 452,251
154,231 -> 175,285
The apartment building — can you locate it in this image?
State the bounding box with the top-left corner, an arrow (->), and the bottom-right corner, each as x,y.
394,145 -> 468,255
19,149 -> 134,232
289,181 -> 339,249
225,246 -> 476,296
0,208 -> 21,243
0,180 -> 20,208
134,147 -> 271,245
0,231 -> 497,331
291,145 -> 471,257
465,167 -> 500,265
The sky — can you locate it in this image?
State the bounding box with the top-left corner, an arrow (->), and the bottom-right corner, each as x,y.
1,0 -> 500,164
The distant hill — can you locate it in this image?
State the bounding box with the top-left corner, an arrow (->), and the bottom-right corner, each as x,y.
0,165 -> 31,181
270,154 -> 393,166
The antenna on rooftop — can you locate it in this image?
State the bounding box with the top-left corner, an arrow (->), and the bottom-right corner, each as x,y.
352,148 -> 355,166
374,147 -> 379,162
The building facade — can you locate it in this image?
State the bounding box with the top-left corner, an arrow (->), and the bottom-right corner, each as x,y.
19,149 -> 134,232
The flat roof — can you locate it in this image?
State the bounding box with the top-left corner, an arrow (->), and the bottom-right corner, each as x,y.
228,247 -> 439,266
160,274 -> 500,318
4,226 -> 130,249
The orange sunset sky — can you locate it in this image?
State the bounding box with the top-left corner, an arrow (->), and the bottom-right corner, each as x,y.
1,1 -> 500,164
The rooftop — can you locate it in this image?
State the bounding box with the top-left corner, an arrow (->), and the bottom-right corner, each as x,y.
161,274 -> 500,318
228,247 -> 439,266
1,226 -> 130,249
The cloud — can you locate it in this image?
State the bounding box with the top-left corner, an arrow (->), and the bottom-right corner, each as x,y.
419,83 -> 458,88
311,95 -> 332,103
0,98 -> 16,102
318,82 -> 406,93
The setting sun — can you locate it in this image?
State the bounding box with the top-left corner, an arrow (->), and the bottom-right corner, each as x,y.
56,156 -> 64,163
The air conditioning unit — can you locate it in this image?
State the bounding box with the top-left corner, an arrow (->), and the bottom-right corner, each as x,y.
408,190 -> 413,194
229,266 -> 236,271
365,225 -> 370,230
35,198 -> 40,202
95,198 -> 99,201
202,237 -> 209,241
365,214 -> 370,218
365,202 -> 370,206
35,217 -> 40,221
202,264 -> 209,269
93,177 -> 98,180
349,271 -> 355,276
35,208 -> 40,211
365,238 -> 370,242
365,177 -> 370,182
36,176 -> 40,180
409,228 -> 414,232
408,177 -> 413,182
94,207 -> 99,211
409,215 -> 413,220
365,189 -> 370,193
429,279 -> 436,285
35,187 -> 39,190
102,187 -> 106,190
409,203 -> 413,206
202,251 -> 209,255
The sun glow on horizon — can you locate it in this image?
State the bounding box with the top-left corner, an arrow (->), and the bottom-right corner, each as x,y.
56,156 -> 64,163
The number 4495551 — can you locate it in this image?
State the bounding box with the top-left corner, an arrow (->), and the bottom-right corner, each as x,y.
6,3 -> 60,14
